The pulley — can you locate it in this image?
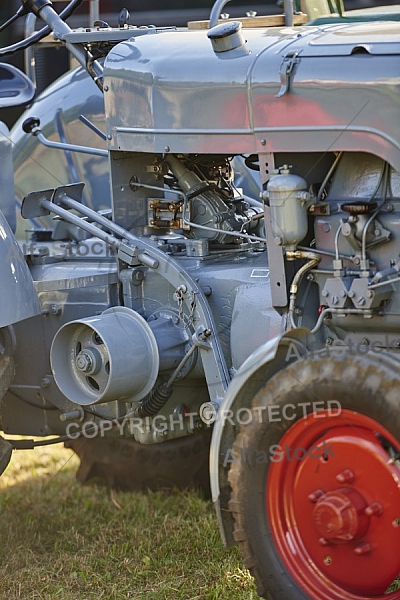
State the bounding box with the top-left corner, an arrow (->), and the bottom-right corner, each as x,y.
50,307 -> 159,405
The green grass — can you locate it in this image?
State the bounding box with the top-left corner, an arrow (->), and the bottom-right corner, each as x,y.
0,444 -> 259,600
0,443 -> 398,599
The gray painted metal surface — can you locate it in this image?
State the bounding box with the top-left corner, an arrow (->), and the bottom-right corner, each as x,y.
0,122 -> 17,232
3,5 -> 400,568
104,23 -> 400,168
0,208 -> 41,327
0,120 -> 41,327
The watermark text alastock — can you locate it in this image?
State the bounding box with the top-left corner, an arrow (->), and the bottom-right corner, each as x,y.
223,440 -> 335,467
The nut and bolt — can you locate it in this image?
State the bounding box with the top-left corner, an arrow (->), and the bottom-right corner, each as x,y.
336,469 -> 355,484
308,489 -> 325,503
50,304 -> 61,315
364,502 -> 383,517
319,538 -> 329,547
40,377 -> 51,388
76,351 -> 93,373
354,542 -> 371,555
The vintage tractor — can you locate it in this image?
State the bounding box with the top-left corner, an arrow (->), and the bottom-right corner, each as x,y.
0,0 -> 399,598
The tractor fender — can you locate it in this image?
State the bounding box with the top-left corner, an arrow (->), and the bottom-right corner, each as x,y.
0,209 -> 41,328
210,327 -> 313,547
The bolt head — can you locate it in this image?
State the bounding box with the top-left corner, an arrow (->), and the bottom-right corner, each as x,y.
364,502 -> 383,517
319,537 -> 329,546
308,489 -> 325,503
76,351 -> 93,373
354,542 -> 371,555
336,469 -> 355,484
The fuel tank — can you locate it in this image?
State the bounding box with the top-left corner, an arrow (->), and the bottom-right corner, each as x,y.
103,22 -> 400,168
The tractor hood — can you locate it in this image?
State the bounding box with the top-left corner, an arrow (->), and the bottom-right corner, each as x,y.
104,22 -> 400,169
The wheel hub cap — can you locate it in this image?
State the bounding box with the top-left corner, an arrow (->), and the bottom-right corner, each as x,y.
312,488 -> 368,542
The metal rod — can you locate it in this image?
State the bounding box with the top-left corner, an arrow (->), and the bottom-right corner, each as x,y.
36,131 -> 107,157
24,13 -> 37,85
209,0 -> 232,28
369,276 -> 400,290
89,0 -> 100,26
40,199 -> 121,248
38,4 -> 104,90
284,0 -> 293,26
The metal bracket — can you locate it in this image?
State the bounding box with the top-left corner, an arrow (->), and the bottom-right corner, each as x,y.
52,183 -> 85,206
259,153 -> 288,307
21,189 -> 53,219
276,51 -> 300,98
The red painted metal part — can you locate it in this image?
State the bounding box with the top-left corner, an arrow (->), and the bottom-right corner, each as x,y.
267,409 -> 400,599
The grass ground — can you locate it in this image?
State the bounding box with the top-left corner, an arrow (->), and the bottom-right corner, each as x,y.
0,442 -> 259,600
0,442 -> 398,599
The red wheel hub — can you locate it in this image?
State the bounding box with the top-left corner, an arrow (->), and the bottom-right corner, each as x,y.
312,487 -> 369,543
267,410 -> 400,599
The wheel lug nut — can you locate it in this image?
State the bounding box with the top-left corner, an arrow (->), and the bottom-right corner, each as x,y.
336,469 -> 354,483
319,537 -> 330,546
354,542 -> 372,555
308,489 -> 325,503
364,502 -> 383,517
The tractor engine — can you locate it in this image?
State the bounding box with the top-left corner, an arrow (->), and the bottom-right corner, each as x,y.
264,153 -> 400,349
1,1 -> 400,598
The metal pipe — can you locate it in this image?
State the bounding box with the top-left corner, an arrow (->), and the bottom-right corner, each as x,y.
286,250 -> 321,329
89,0 -> 100,25
35,131 -> 107,157
38,4 -> 104,90
59,195 -> 142,244
40,199 -> 121,248
368,276 -> 400,291
209,0 -> 232,28
284,0 -> 294,26
24,13 -> 37,85
317,151 -> 342,202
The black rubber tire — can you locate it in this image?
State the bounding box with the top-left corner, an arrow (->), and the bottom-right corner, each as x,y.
228,354 -> 400,600
65,429 -> 211,497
